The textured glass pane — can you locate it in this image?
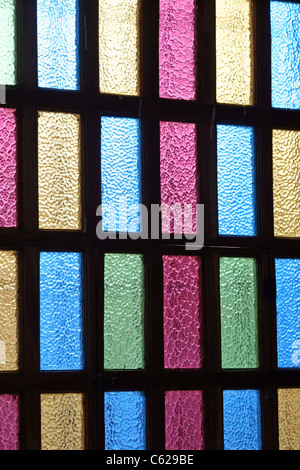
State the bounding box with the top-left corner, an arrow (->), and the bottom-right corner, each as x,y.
40,252 -> 84,371
0,395 -> 19,450
163,256 -> 203,369
38,111 -> 82,230
217,125 -> 256,236
0,251 -> 18,372
37,0 -> 79,90
101,117 -> 142,232
99,0 -> 141,96
275,258 -> 300,368
278,388 -> 300,450
216,0 -> 254,105
271,1 -> 300,109
219,257 -> 259,369
0,0 -> 16,86
104,253 -> 144,370
104,392 -> 146,450
223,390 -> 262,450
165,390 -> 205,450
159,0 -> 196,100
273,129 -> 300,237
160,122 -> 199,234
0,108 -> 17,227
41,394 -> 85,450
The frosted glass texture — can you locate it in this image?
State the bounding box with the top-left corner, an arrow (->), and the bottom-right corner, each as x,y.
40,252 -> 84,371
101,117 -> 142,232
165,390 -> 205,450
223,390 -> 262,450
0,0 -> 16,86
159,0 -> 196,100
104,392 -> 146,450
216,0 -> 254,105
0,395 -> 19,450
271,1 -> 300,109
217,125 -> 256,236
104,253 -> 145,370
99,0 -> 141,96
0,108 -> 17,227
278,388 -> 300,450
275,258 -> 300,368
37,0 -> 79,90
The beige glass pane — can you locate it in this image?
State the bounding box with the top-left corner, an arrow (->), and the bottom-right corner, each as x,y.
278,388 -> 300,450
216,0 -> 254,105
273,129 -> 300,237
38,111 -> 82,230
99,0 -> 141,96
0,251 -> 18,371
41,393 -> 85,450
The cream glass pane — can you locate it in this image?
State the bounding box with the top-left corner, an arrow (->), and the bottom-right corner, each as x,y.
278,388 -> 300,450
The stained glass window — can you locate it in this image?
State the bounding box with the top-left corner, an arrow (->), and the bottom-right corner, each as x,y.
0,394 -> 19,450
278,388 -> 300,450
0,0 -> 16,86
0,108 -> 17,227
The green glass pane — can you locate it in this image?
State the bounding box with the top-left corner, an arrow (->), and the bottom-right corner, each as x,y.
219,257 -> 259,369
0,0 -> 16,85
104,253 -> 145,370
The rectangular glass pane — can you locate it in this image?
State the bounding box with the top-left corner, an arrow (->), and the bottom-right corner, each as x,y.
104,253 -> 144,370
37,0 -> 79,90
0,394 -> 19,450
38,111 -> 82,230
275,258 -> 300,368
40,252 -> 84,371
101,116 -> 142,233
273,129 -> 300,237
0,251 -> 18,372
163,256 -> 203,369
99,0 -> 141,96
165,390 -> 205,450
104,391 -> 146,450
219,257 -> 259,369
216,0 -> 254,105
278,388 -> 300,450
0,0 -> 16,86
41,393 -> 85,450
223,390 -> 262,450
160,122 -> 199,234
271,1 -> 300,109
217,124 -> 256,236
159,0 -> 196,100
0,108 -> 17,227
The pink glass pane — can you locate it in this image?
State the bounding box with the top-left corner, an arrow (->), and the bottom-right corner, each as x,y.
160,121 -> 198,234
165,390 -> 205,450
0,394 -> 19,450
159,0 -> 196,100
0,108 -> 17,227
163,255 -> 203,369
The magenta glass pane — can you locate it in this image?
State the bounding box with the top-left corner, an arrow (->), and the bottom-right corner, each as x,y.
165,390 -> 205,450
159,0 -> 196,100
0,108 -> 17,227
163,255 -> 203,369
0,394 -> 19,450
160,121 -> 199,234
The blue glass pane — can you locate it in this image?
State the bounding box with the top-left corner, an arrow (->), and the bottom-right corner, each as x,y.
104,392 -> 146,450
40,252 -> 84,371
37,0 -> 79,90
275,258 -> 300,368
271,1 -> 300,109
217,125 -> 256,236
223,389 -> 262,450
101,117 -> 142,232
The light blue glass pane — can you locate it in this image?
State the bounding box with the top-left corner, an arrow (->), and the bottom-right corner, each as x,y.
223,390 -> 262,450
275,258 -> 300,368
101,117 -> 142,233
37,0 -> 79,90
217,125 -> 256,236
104,392 -> 146,450
271,1 -> 300,109
40,252 -> 84,371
